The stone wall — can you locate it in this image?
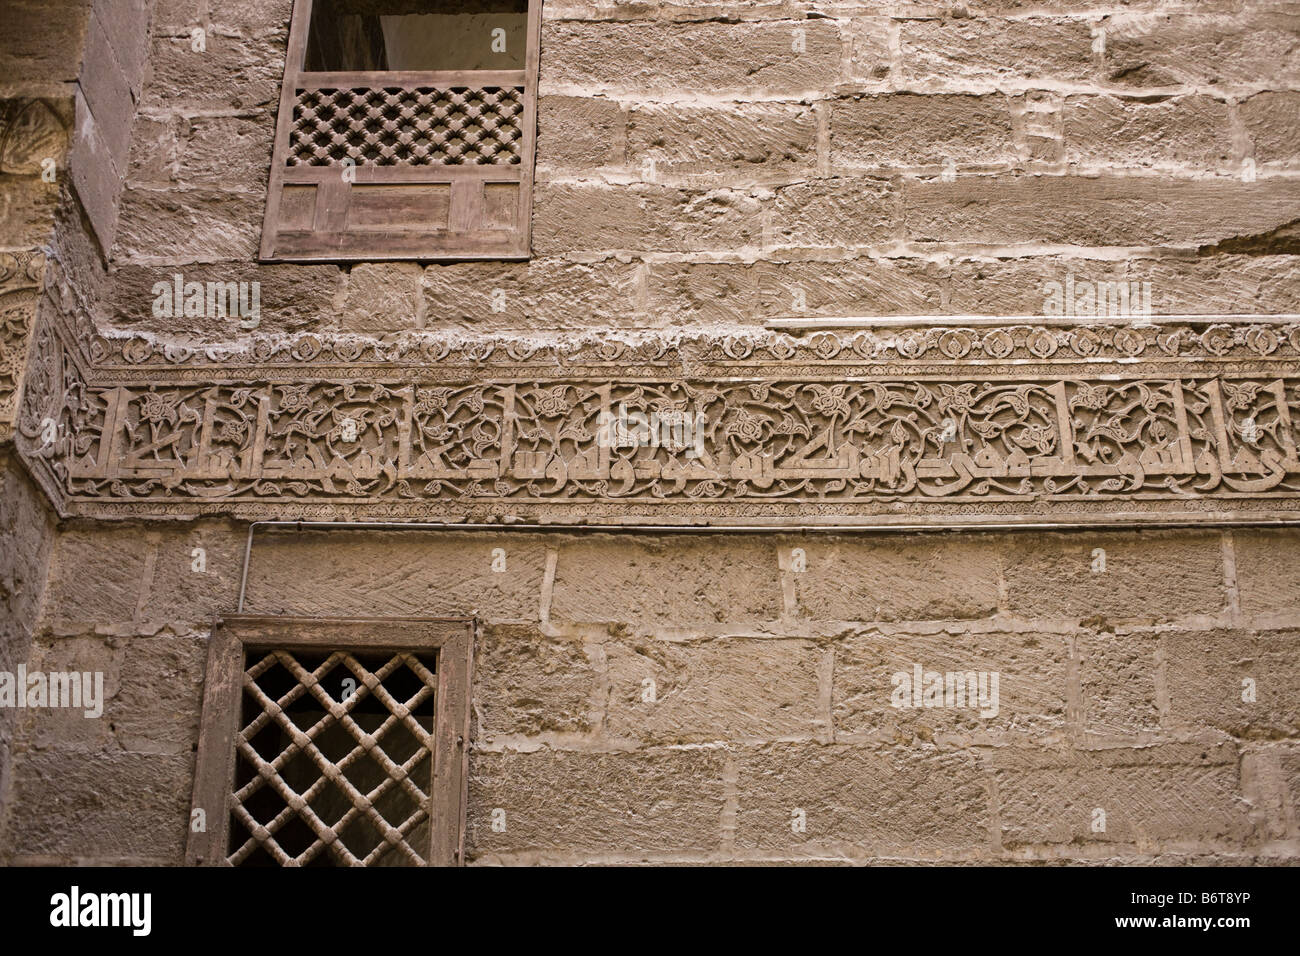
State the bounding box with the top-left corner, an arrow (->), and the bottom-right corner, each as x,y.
0,454 -> 56,859
0,0 -> 1298,866
1,523 -> 1296,863
0,0 -> 86,861
105,0 -> 1300,337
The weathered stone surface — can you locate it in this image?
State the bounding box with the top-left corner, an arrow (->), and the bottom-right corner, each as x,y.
0,174 -> 60,249
125,114 -> 176,183
1062,95 -> 1234,168
536,95 -> 625,172
338,263 -> 424,332
906,176 -> 1300,246
735,743 -> 990,855
0,456 -> 56,854
844,16 -> 892,84
833,628 -> 1069,741
1002,532 -> 1225,624
47,185 -> 109,302
1078,629 -> 1161,737
44,527 -> 152,633
109,262 -> 339,335
0,458 -> 54,672
94,0 -> 150,100
646,256 -> 951,324
17,631 -> 206,755
208,0 -> 295,38
769,177 -> 898,248
790,535 -> 1001,622
758,256 -> 947,317
549,536 -> 782,628
15,634 -> 125,752
171,113 -> 275,190
1128,255 -> 1300,314
0,0 -> 91,90
534,182 -> 763,254
901,18 -> 1095,86
1161,629 -> 1300,739
1240,91 -> 1300,166
541,21 -> 842,95
141,34 -> 284,111
138,525 -> 246,630
646,260 -> 759,325
152,0 -> 206,35
111,632 -> 208,754
68,88 -> 124,251
113,187 -> 263,262
948,256 -> 1128,314
994,744 -> 1254,848
245,531 -> 549,621
1015,91 -> 1065,164
1104,13 -> 1300,90
5,751 -> 193,862
422,257 -> 640,330
474,623 -> 596,738
79,15 -> 137,165
1280,749 -> 1300,837
466,747 -> 728,856
832,94 -> 1016,169
604,636 -> 821,742
627,103 -> 817,180
1235,529 -> 1300,626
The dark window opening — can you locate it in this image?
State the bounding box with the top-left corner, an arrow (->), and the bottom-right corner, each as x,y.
305,0 -> 529,72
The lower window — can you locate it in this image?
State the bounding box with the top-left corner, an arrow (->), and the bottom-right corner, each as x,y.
187,616 -> 473,867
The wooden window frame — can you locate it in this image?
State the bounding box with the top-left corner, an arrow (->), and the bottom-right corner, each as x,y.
186,615 -> 474,867
259,0 -> 543,262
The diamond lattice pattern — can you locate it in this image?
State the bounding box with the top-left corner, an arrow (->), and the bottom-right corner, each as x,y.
228,649 -> 438,866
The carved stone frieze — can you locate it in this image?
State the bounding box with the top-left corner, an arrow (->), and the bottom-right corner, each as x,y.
0,251 -> 46,443
16,299 -> 1300,526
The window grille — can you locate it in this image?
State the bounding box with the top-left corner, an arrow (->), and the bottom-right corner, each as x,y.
187,616 -> 473,867
260,0 -> 541,261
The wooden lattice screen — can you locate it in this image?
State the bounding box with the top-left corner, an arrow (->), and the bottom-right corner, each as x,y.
260,0 -> 542,261
187,616 -> 474,867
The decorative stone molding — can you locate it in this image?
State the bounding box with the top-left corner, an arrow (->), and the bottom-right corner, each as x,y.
16,294 -> 1300,527
0,251 -> 47,444
83,319 -> 1300,374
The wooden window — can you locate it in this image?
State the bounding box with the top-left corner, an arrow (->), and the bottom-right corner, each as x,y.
186,616 -> 474,866
260,0 -> 542,262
